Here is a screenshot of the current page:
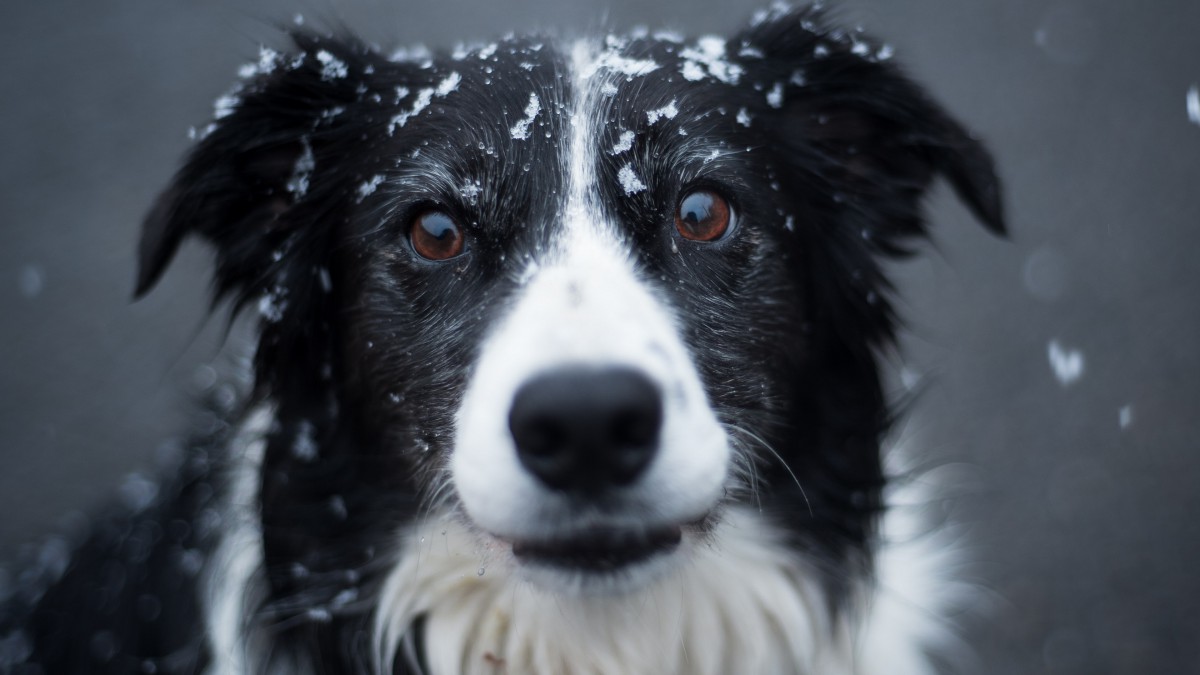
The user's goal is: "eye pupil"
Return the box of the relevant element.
[410,211,465,260]
[675,190,732,242]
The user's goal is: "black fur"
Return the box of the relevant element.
[1,5,1002,673]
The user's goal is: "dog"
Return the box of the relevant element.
[0,4,1003,674]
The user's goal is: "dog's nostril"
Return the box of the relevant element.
[509,366,663,493]
[517,416,567,457]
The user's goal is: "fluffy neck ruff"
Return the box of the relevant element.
[203,413,961,674]
[374,508,884,675]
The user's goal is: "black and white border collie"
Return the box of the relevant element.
[0,4,1004,674]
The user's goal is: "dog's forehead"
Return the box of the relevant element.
[385,37,566,142]
[363,30,774,241]
[397,31,758,146]
[566,33,764,159]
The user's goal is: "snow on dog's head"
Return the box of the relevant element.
[136,5,1003,673]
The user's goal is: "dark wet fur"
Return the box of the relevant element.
[1,5,1002,673]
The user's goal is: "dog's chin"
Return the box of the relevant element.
[500,524,689,595]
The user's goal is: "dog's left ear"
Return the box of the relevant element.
[741,8,1005,248]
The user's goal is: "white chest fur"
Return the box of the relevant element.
[373,502,959,675]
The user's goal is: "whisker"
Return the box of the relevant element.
[724,423,812,517]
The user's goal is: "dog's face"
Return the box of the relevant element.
[138,4,1000,614]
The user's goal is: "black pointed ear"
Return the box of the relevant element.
[134,32,383,302]
[741,7,1005,250]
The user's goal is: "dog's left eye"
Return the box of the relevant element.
[675,190,734,242]
[410,210,466,261]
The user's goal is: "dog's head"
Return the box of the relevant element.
[138,4,1001,612]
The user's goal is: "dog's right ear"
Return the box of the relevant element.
[134,33,382,304]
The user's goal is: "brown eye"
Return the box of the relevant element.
[675,190,733,242]
[410,210,465,260]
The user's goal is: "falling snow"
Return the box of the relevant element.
[388,44,433,64]
[646,100,679,125]
[331,588,359,608]
[329,495,348,520]
[389,89,434,134]
[750,3,792,27]
[736,108,752,127]
[306,608,333,622]
[766,82,784,108]
[118,473,159,512]
[435,72,462,96]
[187,124,215,141]
[1188,84,1200,126]
[460,180,482,205]
[293,421,318,461]
[258,285,289,323]
[238,46,280,79]
[18,264,43,298]
[1118,405,1134,430]
[1048,340,1085,386]
[617,164,647,195]
[357,175,385,202]
[389,73,460,135]
[286,139,315,196]
[212,93,239,120]
[585,51,660,78]
[316,50,349,80]
[679,36,743,84]
[610,130,636,154]
[510,92,541,140]
[680,61,706,81]
[738,45,765,59]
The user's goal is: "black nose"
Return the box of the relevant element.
[508,366,663,494]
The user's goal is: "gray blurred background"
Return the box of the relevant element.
[1,0,1197,672]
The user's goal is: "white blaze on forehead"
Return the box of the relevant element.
[564,40,603,238]
[449,39,729,542]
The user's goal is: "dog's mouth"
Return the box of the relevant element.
[510,525,683,572]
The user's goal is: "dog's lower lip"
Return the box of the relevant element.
[510,526,683,571]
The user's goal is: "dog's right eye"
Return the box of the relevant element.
[675,190,734,243]
[410,210,466,261]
